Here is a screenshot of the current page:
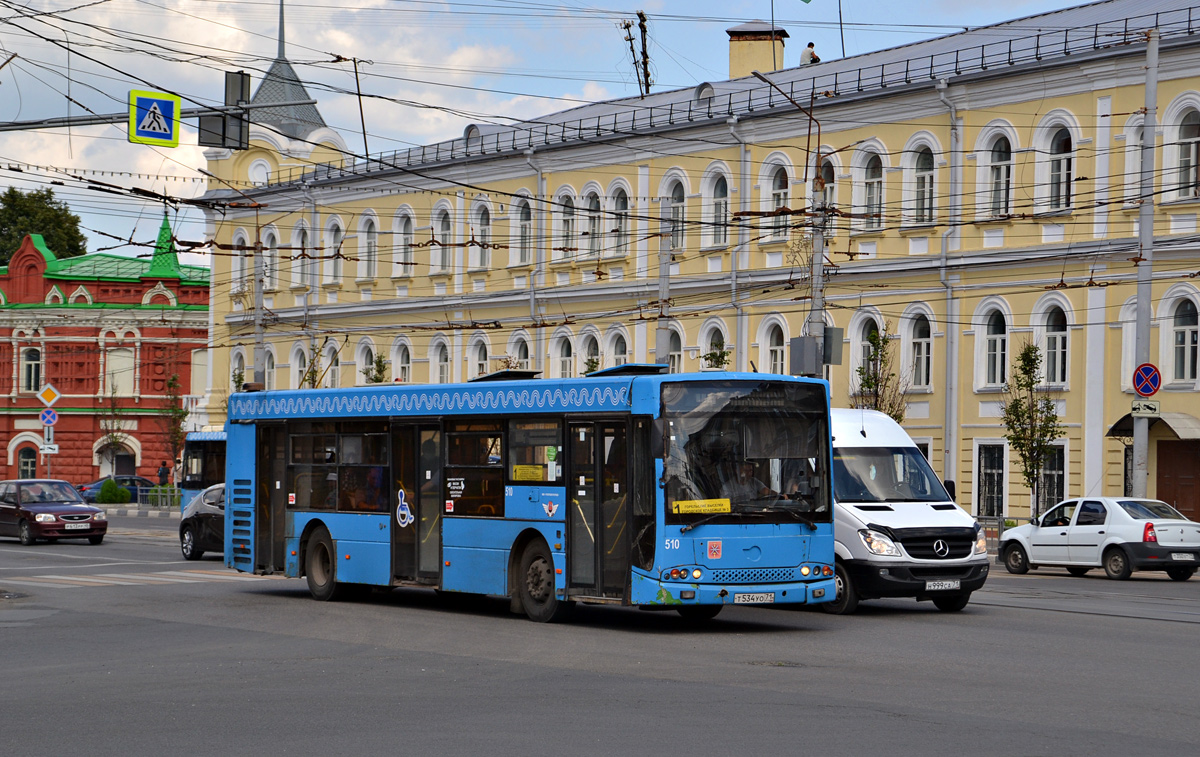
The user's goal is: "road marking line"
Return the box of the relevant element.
[96,573,203,583]
[35,575,141,586]
[0,579,79,589]
[163,570,271,581]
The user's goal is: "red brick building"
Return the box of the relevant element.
[0,215,209,483]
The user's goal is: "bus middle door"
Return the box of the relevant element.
[390,423,442,584]
[567,421,629,599]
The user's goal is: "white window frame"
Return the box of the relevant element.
[20,347,42,393]
[472,204,491,270]
[435,209,453,273]
[392,341,412,383]
[394,214,414,278]
[584,193,602,258]
[360,217,378,281]
[610,189,630,258]
[516,200,533,265]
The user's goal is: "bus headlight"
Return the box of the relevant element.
[858,529,900,557]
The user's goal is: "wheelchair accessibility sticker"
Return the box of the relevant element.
[396,490,414,527]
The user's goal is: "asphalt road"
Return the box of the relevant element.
[2,529,1197,756]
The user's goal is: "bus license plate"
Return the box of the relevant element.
[1171,553,1194,561]
[64,523,90,530]
[733,593,775,604]
[925,580,960,591]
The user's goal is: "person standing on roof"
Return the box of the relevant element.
[802,42,821,64]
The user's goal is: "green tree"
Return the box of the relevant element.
[701,336,731,370]
[0,187,87,264]
[361,353,389,384]
[1001,342,1065,519]
[850,321,908,423]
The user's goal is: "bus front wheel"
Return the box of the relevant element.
[518,541,572,623]
[305,527,343,601]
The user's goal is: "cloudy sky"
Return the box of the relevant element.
[0,0,1092,262]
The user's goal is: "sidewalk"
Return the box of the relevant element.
[98,506,180,519]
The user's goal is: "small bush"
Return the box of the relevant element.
[96,478,131,504]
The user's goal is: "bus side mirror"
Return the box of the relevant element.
[943,479,956,500]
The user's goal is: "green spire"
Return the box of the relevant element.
[146,212,182,279]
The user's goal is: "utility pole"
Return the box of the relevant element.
[809,200,827,372]
[621,20,644,98]
[655,209,671,367]
[638,11,653,97]
[1132,29,1159,498]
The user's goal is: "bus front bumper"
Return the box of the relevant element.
[631,573,837,607]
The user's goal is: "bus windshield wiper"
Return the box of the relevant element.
[772,504,817,531]
[680,506,759,533]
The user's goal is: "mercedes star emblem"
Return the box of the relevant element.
[933,539,950,557]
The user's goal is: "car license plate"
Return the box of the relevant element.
[63,523,89,530]
[925,580,960,591]
[733,593,775,604]
[1171,553,1194,561]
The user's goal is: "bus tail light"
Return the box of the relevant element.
[1144,523,1158,543]
[822,565,833,576]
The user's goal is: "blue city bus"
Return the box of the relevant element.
[223,366,836,622]
[180,430,226,509]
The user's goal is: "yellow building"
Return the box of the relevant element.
[200,0,1200,521]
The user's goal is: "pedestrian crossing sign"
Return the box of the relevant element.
[128,89,182,147]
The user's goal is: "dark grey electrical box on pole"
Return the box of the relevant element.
[823,327,844,365]
[199,71,251,150]
[790,328,844,377]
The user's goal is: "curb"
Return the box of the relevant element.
[99,507,181,519]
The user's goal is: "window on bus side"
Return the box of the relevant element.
[444,421,505,517]
[508,421,562,484]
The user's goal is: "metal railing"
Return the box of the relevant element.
[138,486,182,509]
[248,5,1200,190]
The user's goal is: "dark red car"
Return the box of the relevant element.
[0,479,108,546]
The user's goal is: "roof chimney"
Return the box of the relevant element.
[726,21,788,79]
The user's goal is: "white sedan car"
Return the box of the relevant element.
[1000,497,1200,580]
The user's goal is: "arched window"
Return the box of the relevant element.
[475,206,491,269]
[611,334,628,366]
[864,155,884,229]
[912,315,932,388]
[668,181,686,250]
[820,158,836,208]
[702,330,726,370]
[1173,299,1199,381]
[612,189,629,256]
[295,227,310,287]
[294,350,308,388]
[323,348,340,389]
[668,331,683,373]
[436,211,452,271]
[771,166,789,238]
[395,344,411,383]
[396,216,414,277]
[1049,128,1073,209]
[231,352,245,392]
[515,339,531,370]
[516,201,532,265]
[768,325,785,374]
[327,221,343,283]
[990,136,1013,216]
[436,344,450,384]
[585,193,602,257]
[232,233,248,292]
[1180,111,1200,198]
[914,147,934,223]
[558,338,574,378]
[360,345,375,384]
[21,348,41,392]
[265,351,276,391]
[560,197,575,258]
[1045,307,1068,385]
[712,176,729,246]
[362,219,378,280]
[18,447,37,479]
[986,311,1008,386]
[860,318,880,373]
[582,335,599,373]
[263,231,278,290]
[473,343,489,377]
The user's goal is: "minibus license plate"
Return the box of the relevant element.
[925,580,960,591]
[733,593,775,604]
[1171,553,1194,561]
[64,523,90,530]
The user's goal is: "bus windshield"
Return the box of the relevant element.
[832,446,949,503]
[661,380,831,526]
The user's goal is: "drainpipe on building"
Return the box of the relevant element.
[525,150,545,373]
[728,116,749,370]
[937,79,960,501]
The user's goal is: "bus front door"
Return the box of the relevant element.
[567,421,629,599]
[391,424,442,584]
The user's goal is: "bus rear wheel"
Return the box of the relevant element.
[518,541,572,623]
[306,527,343,601]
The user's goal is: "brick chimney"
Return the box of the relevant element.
[727,21,788,79]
